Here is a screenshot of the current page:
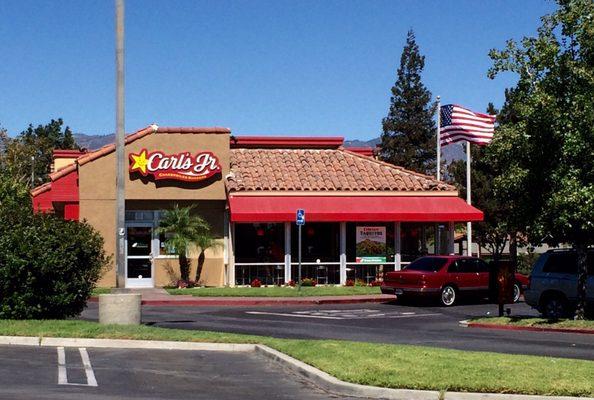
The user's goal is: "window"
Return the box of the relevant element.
[158,232,177,256]
[293,223,339,263]
[456,259,477,273]
[405,257,448,272]
[543,253,578,274]
[475,259,491,273]
[235,223,285,263]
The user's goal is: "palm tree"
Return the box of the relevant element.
[195,233,223,284]
[156,204,209,282]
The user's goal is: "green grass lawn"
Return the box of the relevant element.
[471,316,594,330]
[0,320,592,397]
[166,285,382,297]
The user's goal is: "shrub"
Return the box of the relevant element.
[300,278,317,287]
[287,280,296,287]
[0,214,109,319]
[0,172,109,319]
[250,278,261,287]
[369,280,382,287]
[345,279,355,287]
[176,280,196,289]
[355,279,368,287]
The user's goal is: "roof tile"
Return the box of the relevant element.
[228,148,455,193]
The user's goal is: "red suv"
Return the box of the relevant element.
[381,255,528,306]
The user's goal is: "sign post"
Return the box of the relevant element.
[296,209,305,292]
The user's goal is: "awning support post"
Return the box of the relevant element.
[284,222,291,284]
[339,222,347,285]
[395,222,401,271]
[223,211,229,286]
[448,221,455,255]
[228,222,236,287]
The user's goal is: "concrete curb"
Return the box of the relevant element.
[254,344,440,400]
[0,336,590,400]
[0,336,254,352]
[465,322,594,335]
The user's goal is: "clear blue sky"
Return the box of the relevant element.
[0,0,555,140]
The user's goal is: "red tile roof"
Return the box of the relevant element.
[227,148,454,192]
[231,136,344,149]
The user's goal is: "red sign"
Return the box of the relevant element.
[129,149,221,182]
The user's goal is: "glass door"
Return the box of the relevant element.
[125,224,154,288]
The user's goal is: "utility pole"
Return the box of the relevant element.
[30,155,35,188]
[115,0,126,288]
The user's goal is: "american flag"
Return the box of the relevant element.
[440,104,496,146]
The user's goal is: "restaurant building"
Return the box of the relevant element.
[31,125,483,288]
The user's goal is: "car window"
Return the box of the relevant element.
[543,253,578,274]
[448,261,459,273]
[475,259,490,272]
[458,259,477,273]
[589,253,594,276]
[405,257,448,272]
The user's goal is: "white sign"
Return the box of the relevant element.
[355,226,387,263]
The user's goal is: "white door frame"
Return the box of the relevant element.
[125,222,155,288]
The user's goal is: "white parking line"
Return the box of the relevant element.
[79,348,98,387]
[56,347,98,387]
[57,347,67,385]
[246,310,441,320]
[245,311,344,320]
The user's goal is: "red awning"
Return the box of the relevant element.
[229,196,483,223]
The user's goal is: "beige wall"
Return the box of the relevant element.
[79,132,230,201]
[79,132,230,288]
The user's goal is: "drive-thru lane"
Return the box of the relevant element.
[0,345,356,400]
[82,300,594,360]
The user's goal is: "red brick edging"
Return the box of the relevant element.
[88,295,392,307]
[467,322,594,335]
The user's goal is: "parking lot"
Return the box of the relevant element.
[82,300,594,360]
[0,345,355,400]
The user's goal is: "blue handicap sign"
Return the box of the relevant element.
[296,209,305,225]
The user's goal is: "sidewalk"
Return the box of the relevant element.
[90,288,394,307]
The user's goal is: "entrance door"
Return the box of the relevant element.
[126,224,154,288]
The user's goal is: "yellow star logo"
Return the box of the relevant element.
[130,149,149,175]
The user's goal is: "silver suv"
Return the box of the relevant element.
[524,249,594,318]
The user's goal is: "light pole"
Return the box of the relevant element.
[115,0,126,288]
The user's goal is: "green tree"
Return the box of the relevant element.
[0,170,108,319]
[489,0,594,319]
[380,29,437,175]
[156,204,209,282]
[2,119,80,185]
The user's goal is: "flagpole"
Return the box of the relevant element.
[436,96,441,181]
[466,140,472,257]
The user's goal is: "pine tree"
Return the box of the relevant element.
[380,30,436,175]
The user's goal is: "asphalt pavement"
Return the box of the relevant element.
[82,300,594,360]
[0,345,356,400]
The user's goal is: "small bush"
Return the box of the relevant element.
[250,278,261,287]
[287,280,296,287]
[300,278,317,287]
[177,280,196,289]
[0,214,109,319]
[0,173,109,319]
[345,279,355,287]
[355,279,368,287]
[369,280,382,287]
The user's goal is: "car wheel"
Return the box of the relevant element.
[542,295,567,319]
[513,283,521,303]
[440,285,457,307]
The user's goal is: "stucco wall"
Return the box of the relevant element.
[78,131,229,288]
